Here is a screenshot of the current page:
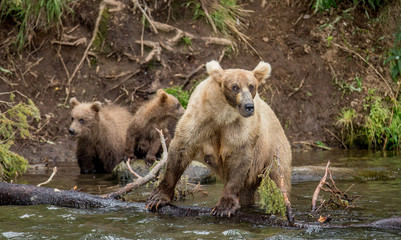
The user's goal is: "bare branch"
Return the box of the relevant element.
[37,167,58,187]
[311,161,330,212]
[105,129,168,199]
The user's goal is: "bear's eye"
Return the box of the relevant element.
[249,84,254,92]
[176,103,181,110]
[79,119,85,124]
[71,117,74,121]
[231,85,240,92]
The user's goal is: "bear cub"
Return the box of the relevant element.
[125,89,184,164]
[146,61,292,217]
[69,98,133,173]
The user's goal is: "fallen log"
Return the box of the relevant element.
[0,181,298,228]
[1,181,400,230]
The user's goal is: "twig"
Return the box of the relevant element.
[292,141,331,150]
[132,0,158,33]
[323,127,347,149]
[67,0,107,88]
[287,77,305,98]
[275,147,294,225]
[37,167,57,187]
[55,47,70,80]
[311,161,330,212]
[51,38,87,47]
[333,43,395,99]
[23,57,43,76]
[105,129,168,199]
[200,0,217,33]
[126,158,143,179]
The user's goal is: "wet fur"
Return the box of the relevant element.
[69,99,133,173]
[147,61,292,216]
[125,89,184,164]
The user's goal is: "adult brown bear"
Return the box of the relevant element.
[146,60,292,217]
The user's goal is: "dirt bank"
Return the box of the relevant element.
[0,0,398,166]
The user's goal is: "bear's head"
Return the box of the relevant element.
[154,89,185,119]
[69,97,102,137]
[206,60,271,118]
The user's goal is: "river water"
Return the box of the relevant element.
[1,150,401,239]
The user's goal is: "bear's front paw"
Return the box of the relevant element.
[211,193,240,217]
[145,155,156,165]
[145,188,171,211]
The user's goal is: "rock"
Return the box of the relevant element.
[292,166,355,183]
[183,161,216,184]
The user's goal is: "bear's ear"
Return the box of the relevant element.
[206,60,223,82]
[157,89,168,103]
[91,101,102,113]
[70,97,80,108]
[252,61,271,84]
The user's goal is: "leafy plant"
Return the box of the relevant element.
[165,86,190,109]
[0,0,71,50]
[181,36,192,46]
[362,89,390,149]
[0,91,41,181]
[257,168,286,217]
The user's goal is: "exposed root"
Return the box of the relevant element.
[66,0,123,104]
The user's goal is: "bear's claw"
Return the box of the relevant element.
[145,189,171,211]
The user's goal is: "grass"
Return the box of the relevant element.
[0,0,70,50]
[337,108,357,147]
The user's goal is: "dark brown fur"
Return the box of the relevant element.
[146,61,292,217]
[125,89,184,164]
[69,98,133,173]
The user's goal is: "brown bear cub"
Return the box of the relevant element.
[125,89,184,165]
[69,98,133,174]
[146,61,292,217]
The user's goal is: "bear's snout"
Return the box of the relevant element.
[244,103,254,114]
[69,128,76,136]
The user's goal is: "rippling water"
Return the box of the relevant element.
[1,150,401,239]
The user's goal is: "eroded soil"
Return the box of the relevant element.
[0,0,398,167]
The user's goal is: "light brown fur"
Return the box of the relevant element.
[125,89,184,164]
[69,98,133,173]
[146,61,292,217]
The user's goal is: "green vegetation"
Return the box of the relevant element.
[337,108,357,147]
[0,0,70,50]
[362,90,401,150]
[165,86,190,109]
[257,168,286,217]
[338,89,401,150]
[0,91,41,182]
[312,0,390,13]
[384,23,401,82]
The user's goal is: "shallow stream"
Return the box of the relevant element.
[1,150,401,239]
